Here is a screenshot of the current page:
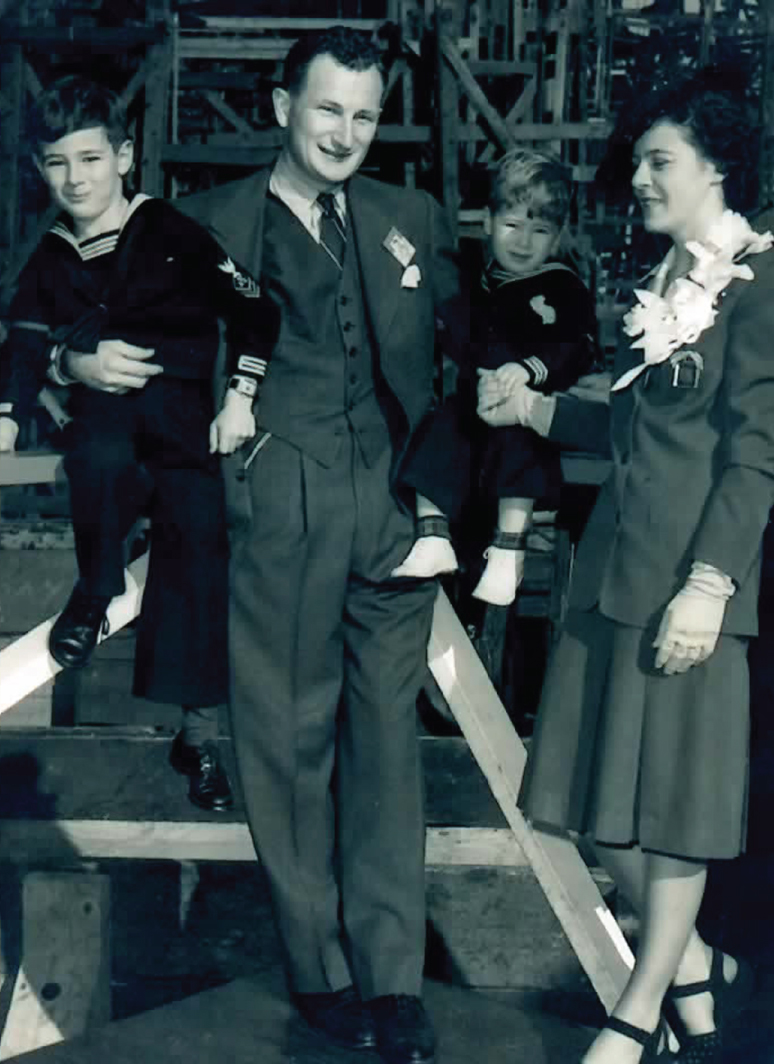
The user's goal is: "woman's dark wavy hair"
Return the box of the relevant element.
[283,26,385,95]
[598,67,760,213]
[28,75,129,155]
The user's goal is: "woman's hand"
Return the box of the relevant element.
[210,389,256,454]
[477,368,536,427]
[494,362,531,392]
[653,588,727,675]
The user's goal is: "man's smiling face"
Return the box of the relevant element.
[273,53,383,191]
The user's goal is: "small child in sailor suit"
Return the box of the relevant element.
[393,148,596,605]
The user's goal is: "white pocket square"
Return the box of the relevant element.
[401,264,421,288]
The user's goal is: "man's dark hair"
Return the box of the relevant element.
[599,66,759,213]
[283,26,385,95]
[28,75,129,154]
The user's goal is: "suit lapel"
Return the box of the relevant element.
[348,177,404,345]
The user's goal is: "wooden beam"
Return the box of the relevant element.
[200,89,259,137]
[0,451,63,486]
[198,17,384,31]
[0,872,110,1060]
[0,448,610,488]
[0,24,166,47]
[180,37,291,61]
[0,554,148,716]
[440,35,515,150]
[0,820,524,868]
[428,588,633,1012]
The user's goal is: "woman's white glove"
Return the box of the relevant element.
[653,562,735,675]
[477,369,536,426]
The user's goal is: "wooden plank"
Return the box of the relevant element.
[0,451,63,486]
[200,89,259,137]
[0,821,524,868]
[0,554,148,715]
[198,17,385,30]
[0,872,110,1059]
[0,25,166,47]
[427,588,633,1012]
[0,449,609,490]
[0,731,503,831]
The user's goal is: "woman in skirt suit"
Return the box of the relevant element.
[478,70,773,1064]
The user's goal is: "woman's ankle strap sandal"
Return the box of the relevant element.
[668,947,755,1029]
[603,1016,675,1061]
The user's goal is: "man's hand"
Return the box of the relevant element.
[0,417,19,453]
[210,390,256,454]
[66,339,162,394]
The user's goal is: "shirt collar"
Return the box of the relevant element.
[270,153,347,240]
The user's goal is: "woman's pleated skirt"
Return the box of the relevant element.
[519,608,750,860]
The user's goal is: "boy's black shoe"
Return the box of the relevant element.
[294,986,376,1051]
[49,587,111,670]
[368,995,435,1064]
[169,733,234,812]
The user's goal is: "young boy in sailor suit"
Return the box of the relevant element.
[393,149,597,605]
[0,76,279,811]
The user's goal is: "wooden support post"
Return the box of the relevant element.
[428,587,633,1012]
[436,5,461,242]
[761,0,774,210]
[139,1,171,198]
[0,36,24,293]
[0,871,110,1058]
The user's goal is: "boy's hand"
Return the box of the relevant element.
[67,340,162,394]
[210,390,256,454]
[493,362,530,393]
[0,417,20,453]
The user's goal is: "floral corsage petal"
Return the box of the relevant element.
[612,210,774,392]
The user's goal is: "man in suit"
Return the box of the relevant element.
[66,27,460,1064]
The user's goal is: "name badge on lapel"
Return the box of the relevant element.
[670,350,703,389]
[383,227,416,268]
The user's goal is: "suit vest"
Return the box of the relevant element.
[256,193,390,468]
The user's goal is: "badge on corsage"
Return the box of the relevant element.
[383,227,416,268]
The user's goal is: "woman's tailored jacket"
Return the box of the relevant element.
[549,209,774,636]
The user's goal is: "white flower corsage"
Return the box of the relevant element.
[401,263,421,289]
[613,210,773,392]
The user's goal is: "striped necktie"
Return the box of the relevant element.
[317,192,346,270]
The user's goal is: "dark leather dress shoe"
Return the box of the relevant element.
[49,587,111,669]
[294,986,376,1051]
[368,995,435,1064]
[169,733,233,812]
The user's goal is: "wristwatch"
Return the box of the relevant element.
[227,375,258,399]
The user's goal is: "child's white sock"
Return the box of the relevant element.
[392,515,459,578]
[472,530,529,606]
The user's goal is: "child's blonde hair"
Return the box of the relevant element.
[489,148,573,228]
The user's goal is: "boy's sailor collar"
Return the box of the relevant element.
[270,155,346,241]
[483,259,579,290]
[49,193,152,260]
